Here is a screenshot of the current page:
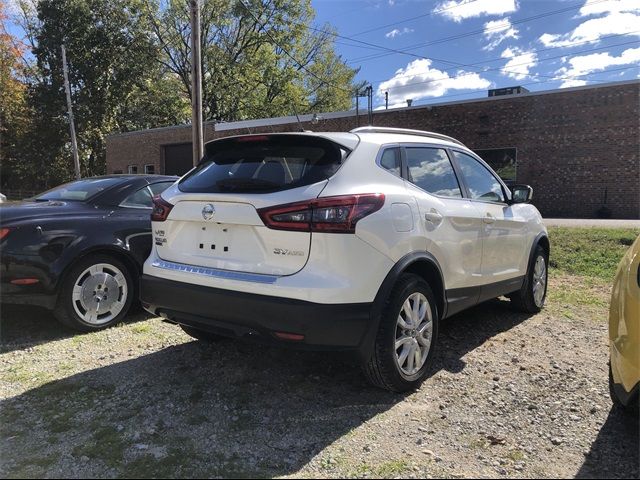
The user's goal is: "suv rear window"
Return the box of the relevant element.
[179,135,348,193]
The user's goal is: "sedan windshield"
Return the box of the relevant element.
[36,178,124,202]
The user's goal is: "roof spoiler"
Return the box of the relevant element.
[349,126,466,147]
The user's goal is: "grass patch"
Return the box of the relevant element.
[547,227,639,281]
[130,323,152,334]
[71,425,127,468]
[375,459,410,477]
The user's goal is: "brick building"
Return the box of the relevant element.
[106,80,640,219]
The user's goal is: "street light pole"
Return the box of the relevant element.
[190,0,204,167]
[61,44,81,179]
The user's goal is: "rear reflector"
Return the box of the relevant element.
[0,228,10,240]
[10,278,39,285]
[274,332,305,341]
[151,195,174,222]
[258,194,385,234]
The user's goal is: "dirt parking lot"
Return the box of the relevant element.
[1,269,638,479]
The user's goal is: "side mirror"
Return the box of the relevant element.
[510,184,533,204]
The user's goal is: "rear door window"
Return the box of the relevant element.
[406,147,462,198]
[179,135,348,194]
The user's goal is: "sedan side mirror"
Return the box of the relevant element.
[510,184,533,204]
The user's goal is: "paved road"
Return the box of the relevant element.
[544,218,640,228]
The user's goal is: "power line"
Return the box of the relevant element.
[380,65,638,107]
[297,0,614,82]
[366,31,640,85]
[316,0,611,65]
[237,0,353,95]
[373,39,640,92]
[349,0,481,37]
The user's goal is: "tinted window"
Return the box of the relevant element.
[453,151,505,203]
[149,181,175,196]
[179,135,347,193]
[406,147,462,198]
[37,178,123,202]
[379,148,401,176]
[121,186,152,208]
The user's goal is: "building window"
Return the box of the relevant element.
[144,164,155,174]
[473,148,517,184]
[127,165,138,174]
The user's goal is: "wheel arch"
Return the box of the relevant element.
[56,246,140,295]
[357,252,446,362]
[530,232,550,267]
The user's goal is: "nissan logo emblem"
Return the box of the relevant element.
[202,204,215,220]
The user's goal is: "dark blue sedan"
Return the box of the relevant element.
[0,175,177,331]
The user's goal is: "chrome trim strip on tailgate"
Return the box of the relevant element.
[151,259,279,284]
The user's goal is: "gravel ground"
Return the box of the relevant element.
[0,273,638,479]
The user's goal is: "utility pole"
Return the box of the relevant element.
[61,44,81,179]
[190,0,204,167]
[367,86,373,125]
[385,91,388,110]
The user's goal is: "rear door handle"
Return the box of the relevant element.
[483,213,495,224]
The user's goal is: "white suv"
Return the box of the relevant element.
[141,127,549,391]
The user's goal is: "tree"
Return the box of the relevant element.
[0,4,32,189]
[148,0,360,122]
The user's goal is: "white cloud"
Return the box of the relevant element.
[556,46,640,87]
[501,47,538,80]
[433,0,518,22]
[539,0,640,48]
[483,17,519,51]
[579,0,639,17]
[377,58,492,106]
[385,27,415,39]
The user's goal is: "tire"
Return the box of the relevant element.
[54,254,134,332]
[180,324,225,342]
[609,361,639,415]
[511,245,548,313]
[363,274,439,392]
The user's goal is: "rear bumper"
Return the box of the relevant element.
[140,274,373,350]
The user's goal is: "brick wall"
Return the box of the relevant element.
[106,81,640,219]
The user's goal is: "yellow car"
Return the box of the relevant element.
[609,234,640,412]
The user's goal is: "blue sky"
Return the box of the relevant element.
[312,0,640,109]
[4,0,639,111]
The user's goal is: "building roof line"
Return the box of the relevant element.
[106,79,639,139]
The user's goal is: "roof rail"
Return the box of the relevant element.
[349,126,466,147]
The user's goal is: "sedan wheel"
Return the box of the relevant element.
[54,254,134,331]
[72,263,128,325]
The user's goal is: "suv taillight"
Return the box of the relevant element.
[258,194,385,234]
[0,228,11,240]
[151,195,174,222]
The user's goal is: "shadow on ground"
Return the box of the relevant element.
[2,299,618,478]
[0,304,149,353]
[576,407,639,479]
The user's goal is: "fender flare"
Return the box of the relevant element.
[356,251,446,363]
[527,232,550,270]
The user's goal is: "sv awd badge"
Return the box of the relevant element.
[202,204,215,220]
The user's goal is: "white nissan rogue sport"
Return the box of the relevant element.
[141,127,549,392]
